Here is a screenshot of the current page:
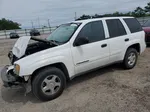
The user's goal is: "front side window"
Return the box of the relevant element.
[124,18,143,33]
[77,21,105,43]
[46,23,79,43]
[106,19,127,38]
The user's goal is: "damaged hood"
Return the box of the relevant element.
[12,36,31,58]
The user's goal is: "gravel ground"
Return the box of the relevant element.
[0,38,150,112]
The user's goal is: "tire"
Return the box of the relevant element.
[123,48,138,69]
[32,67,66,101]
[10,36,16,39]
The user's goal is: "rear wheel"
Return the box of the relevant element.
[123,48,138,69]
[32,67,66,101]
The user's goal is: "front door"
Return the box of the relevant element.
[71,21,110,74]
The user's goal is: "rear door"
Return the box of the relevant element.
[105,19,128,62]
[123,18,145,53]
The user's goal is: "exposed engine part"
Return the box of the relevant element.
[8,37,56,64]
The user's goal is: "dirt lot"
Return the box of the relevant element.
[0,38,150,112]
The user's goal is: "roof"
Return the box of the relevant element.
[73,16,134,23]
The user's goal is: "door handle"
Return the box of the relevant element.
[125,38,129,42]
[101,44,107,48]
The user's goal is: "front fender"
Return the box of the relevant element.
[18,56,74,78]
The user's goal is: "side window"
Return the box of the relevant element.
[124,18,142,33]
[106,19,127,38]
[77,21,105,43]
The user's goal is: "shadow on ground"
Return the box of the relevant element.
[67,63,124,88]
[1,87,41,104]
[1,63,124,104]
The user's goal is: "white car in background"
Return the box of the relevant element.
[1,17,146,101]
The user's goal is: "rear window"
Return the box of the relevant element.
[124,18,142,33]
[106,19,127,38]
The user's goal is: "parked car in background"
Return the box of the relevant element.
[142,20,150,44]
[30,29,40,36]
[1,17,146,101]
[9,32,19,39]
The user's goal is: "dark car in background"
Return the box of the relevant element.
[142,20,150,44]
[9,32,19,39]
[30,29,40,36]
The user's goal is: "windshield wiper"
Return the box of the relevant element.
[31,37,58,46]
[49,40,60,46]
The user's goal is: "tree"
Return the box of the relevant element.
[124,11,132,16]
[76,2,150,20]
[76,14,91,20]
[133,7,146,17]
[0,18,21,30]
[145,2,150,13]
[112,11,121,16]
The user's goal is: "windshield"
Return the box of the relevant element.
[143,20,150,27]
[46,23,79,43]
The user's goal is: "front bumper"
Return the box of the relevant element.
[1,65,23,87]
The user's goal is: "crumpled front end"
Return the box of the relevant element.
[1,65,24,87]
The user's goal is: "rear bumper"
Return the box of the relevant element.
[1,65,23,87]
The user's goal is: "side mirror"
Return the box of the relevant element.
[74,37,89,46]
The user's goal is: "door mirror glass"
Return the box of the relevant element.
[74,37,89,46]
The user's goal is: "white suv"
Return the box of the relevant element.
[1,17,146,101]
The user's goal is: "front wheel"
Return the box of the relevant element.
[32,67,66,101]
[123,48,138,69]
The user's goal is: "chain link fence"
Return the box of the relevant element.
[0,17,150,39]
[137,16,150,25]
[0,27,57,39]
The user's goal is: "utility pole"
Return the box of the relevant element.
[48,19,51,32]
[38,17,41,28]
[74,12,77,20]
[31,20,34,28]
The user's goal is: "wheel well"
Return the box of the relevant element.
[31,63,70,82]
[128,43,140,53]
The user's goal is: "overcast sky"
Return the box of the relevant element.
[0,0,149,28]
